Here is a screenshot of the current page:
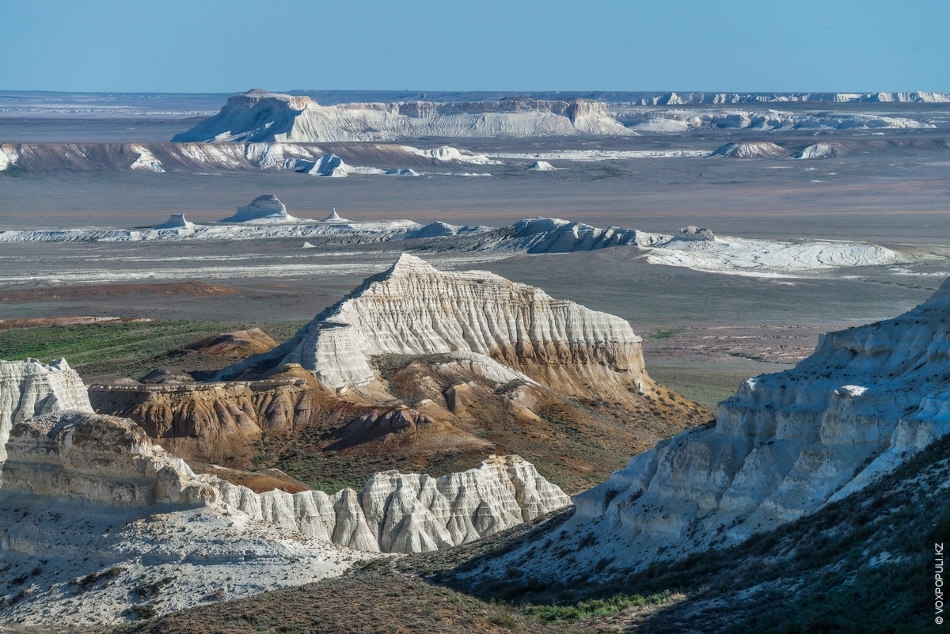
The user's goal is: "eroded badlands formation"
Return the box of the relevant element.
[172,90,631,142]
[0,398,568,623]
[91,255,704,491]
[0,358,92,468]
[474,276,950,581]
[221,253,655,400]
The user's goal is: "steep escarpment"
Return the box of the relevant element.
[88,371,319,467]
[0,358,91,468]
[470,277,950,582]
[172,90,632,142]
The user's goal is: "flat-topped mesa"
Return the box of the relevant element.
[220,193,299,223]
[2,411,569,554]
[0,358,92,469]
[172,90,632,143]
[223,254,651,399]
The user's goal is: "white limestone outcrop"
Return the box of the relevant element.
[793,142,838,159]
[711,141,787,158]
[483,276,950,580]
[2,410,569,554]
[222,453,570,553]
[0,358,92,469]
[171,90,632,142]
[221,254,652,398]
[221,193,300,223]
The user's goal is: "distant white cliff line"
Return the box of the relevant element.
[0,217,914,280]
[168,90,939,144]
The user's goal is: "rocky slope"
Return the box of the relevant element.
[0,358,91,469]
[0,410,373,626]
[0,410,571,626]
[466,276,950,582]
[220,253,654,400]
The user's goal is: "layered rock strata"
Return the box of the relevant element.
[220,254,655,404]
[479,277,950,580]
[172,90,631,143]
[2,411,569,554]
[0,358,92,468]
[88,372,317,467]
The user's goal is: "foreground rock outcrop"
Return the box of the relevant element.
[2,411,569,554]
[0,358,91,469]
[473,276,950,581]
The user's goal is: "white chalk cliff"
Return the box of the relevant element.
[1,410,569,554]
[483,276,950,580]
[172,90,632,142]
[221,254,653,402]
[0,358,91,470]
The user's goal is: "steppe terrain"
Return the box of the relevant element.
[1,90,949,631]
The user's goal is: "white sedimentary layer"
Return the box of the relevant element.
[172,91,633,142]
[485,276,950,580]
[2,410,568,554]
[0,410,568,624]
[644,235,908,277]
[0,413,370,626]
[0,358,91,469]
[793,143,838,159]
[228,253,647,391]
[711,142,787,158]
[612,105,934,132]
[169,91,937,144]
[220,193,300,223]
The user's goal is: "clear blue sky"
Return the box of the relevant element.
[2,0,948,93]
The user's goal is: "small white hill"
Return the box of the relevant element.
[300,154,349,177]
[154,213,194,230]
[527,160,556,171]
[320,208,350,223]
[711,142,786,158]
[792,143,838,159]
[220,193,300,223]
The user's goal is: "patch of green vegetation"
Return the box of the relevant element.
[648,328,680,340]
[0,320,303,381]
[523,591,673,623]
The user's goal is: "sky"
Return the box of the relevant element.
[2,0,948,94]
